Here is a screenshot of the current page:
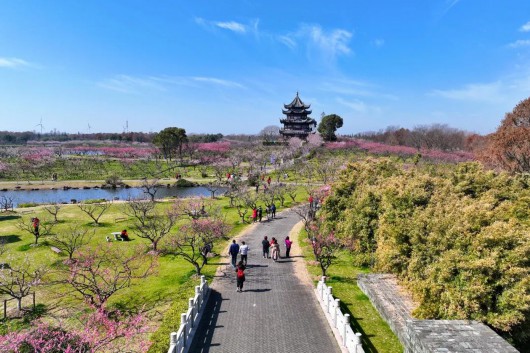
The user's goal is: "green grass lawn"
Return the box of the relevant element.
[297,231,403,353]
[0,185,309,352]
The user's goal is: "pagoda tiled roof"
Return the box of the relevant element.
[283,92,311,110]
[280,117,317,125]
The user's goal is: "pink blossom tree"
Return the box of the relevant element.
[163,218,231,275]
[0,309,152,352]
[64,244,157,310]
[308,221,340,276]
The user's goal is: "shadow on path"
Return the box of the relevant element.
[189,289,224,353]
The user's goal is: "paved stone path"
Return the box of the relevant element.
[358,274,519,353]
[189,209,342,353]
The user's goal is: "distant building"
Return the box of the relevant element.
[279,92,317,140]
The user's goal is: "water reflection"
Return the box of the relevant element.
[1,186,226,207]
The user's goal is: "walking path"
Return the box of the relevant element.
[189,209,342,353]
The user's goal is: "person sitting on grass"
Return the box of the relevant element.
[120,229,130,241]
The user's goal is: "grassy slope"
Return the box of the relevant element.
[0,188,307,351]
[297,230,403,353]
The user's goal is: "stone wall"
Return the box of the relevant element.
[357,274,519,353]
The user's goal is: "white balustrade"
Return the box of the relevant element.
[315,276,365,353]
[167,276,210,353]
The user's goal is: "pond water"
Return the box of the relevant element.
[0,186,227,208]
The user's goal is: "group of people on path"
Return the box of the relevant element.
[251,203,276,223]
[261,236,292,261]
[228,235,293,292]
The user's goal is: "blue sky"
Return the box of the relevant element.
[1,0,530,135]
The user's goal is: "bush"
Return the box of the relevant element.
[104,174,122,188]
[174,178,196,187]
[82,198,107,204]
[17,202,42,208]
[321,158,530,349]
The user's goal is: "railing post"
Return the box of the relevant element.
[320,276,326,300]
[353,332,362,350]
[195,285,201,307]
[343,314,350,347]
[169,331,177,353]
[180,313,187,346]
[326,287,332,312]
[334,298,340,327]
[189,298,195,327]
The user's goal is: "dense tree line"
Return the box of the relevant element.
[354,124,471,152]
[479,96,530,173]
[320,158,530,349]
[0,131,156,144]
[0,130,224,146]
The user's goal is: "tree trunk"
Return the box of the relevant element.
[194,262,202,276]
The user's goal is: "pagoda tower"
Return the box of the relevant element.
[279,92,317,139]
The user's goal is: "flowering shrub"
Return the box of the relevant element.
[68,147,155,158]
[325,139,474,163]
[0,309,151,353]
[195,142,231,153]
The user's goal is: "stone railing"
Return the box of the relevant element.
[167,276,210,353]
[316,276,365,353]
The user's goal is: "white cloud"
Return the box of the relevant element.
[321,79,398,100]
[191,77,245,88]
[278,35,296,49]
[337,97,367,113]
[305,25,353,57]
[429,69,530,106]
[99,75,245,93]
[373,39,385,47]
[436,0,462,21]
[446,0,460,10]
[279,24,353,63]
[520,21,530,32]
[0,57,32,68]
[98,75,166,93]
[214,21,246,33]
[195,17,258,35]
[431,82,503,102]
[508,39,530,48]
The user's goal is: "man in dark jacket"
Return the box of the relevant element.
[229,240,240,268]
[262,236,271,258]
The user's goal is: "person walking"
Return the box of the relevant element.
[235,260,246,292]
[252,207,257,223]
[270,237,280,261]
[239,241,249,266]
[228,240,240,268]
[271,203,276,219]
[284,236,293,258]
[258,206,263,222]
[32,217,40,236]
[262,236,271,258]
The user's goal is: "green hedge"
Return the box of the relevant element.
[321,159,530,351]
